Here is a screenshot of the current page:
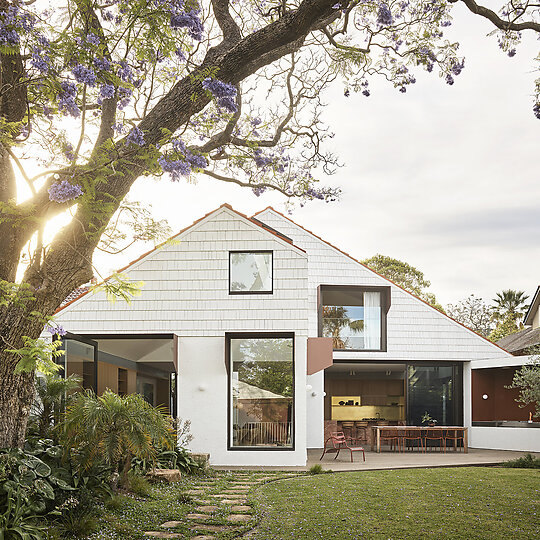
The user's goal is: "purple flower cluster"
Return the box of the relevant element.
[449,58,465,76]
[202,78,238,113]
[533,102,540,120]
[252,185,267,197]
[117,87,132,110]
[94,56,111,72]
[0,5,23,47]
[170,6,204,41]
[158,138,208,181]
[99,83,115,101]
[377,4,394,26]
[117,60,134,83]
[48,180,83,203]
[86,32,100,46]
[58,82,80,117]
[416,46,437,73]
[126,126,145,146]
[64,143,75,161]
[72,64,97,86]
[31,49,50,74]
[44,324,67,337]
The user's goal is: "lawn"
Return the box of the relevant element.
[251,467,540,539]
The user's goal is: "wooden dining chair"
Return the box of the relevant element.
[423,428,444,452]
[403,428,424,452]
[444,428,465,452]
[379,428,401,452]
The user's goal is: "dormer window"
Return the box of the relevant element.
[229,251,273,294]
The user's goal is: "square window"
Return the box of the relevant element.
[229,251,273,294]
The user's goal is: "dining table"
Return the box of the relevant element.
[370,425,468,453]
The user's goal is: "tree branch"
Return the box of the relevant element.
[452,0,540,32]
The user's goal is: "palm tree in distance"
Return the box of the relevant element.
[492,290,530,322]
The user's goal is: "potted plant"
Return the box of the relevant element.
[421,411,438,427]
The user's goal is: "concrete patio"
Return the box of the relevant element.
[309,447,540,472]
[214,448,539,471]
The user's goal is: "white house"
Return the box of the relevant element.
[53,204,537,466]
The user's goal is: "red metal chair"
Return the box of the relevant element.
[320,432,365,463]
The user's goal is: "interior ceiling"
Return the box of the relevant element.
[326,363,406,373]
[96,339,172,362]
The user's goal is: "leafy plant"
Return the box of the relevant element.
[124,472,152,497]
[28,373,82,441]
[506,355,540,418]
[421,412,438,425]
[308,464,326,475]
[62,390,174,488]
[501,453,540,469]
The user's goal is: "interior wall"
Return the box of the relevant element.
[472,367,535,421]
[323,377,404,419]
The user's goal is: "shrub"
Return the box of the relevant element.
[501,453,540,469]
[124,471,152,497]
[308,464,325,475]
[61,390,174,487]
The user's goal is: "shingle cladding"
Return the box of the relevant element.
[255,208,511,362]
[55,207,309,336]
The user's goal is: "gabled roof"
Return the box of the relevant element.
[253,206,511,355]
[524,285,540,326]
[56,204,305,313]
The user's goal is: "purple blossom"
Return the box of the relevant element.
[64,143,75,161]
[72,64,97,86]
[44,324,67,337]
[58,82,80,117]
[508,49,516,57]
[100,83,115,100]
[445,74,454,85]
[533,102,540,120]
[175,48,187,61]
[158,155,191,180]
[126,126,145,146]
[31,50,49,74]
[112,122,124,134]
[377,4,394,26]
[117,86,132,109]
[362,89,370,97]
[48,180,83,203]
[117,60,133,83]
[251,118,262,126]
[86,32,100,46]
[170,9,204,41]
[202,78,238,112]
[252,186,267,197]
[94,56,111,72]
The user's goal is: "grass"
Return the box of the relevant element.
[502,453,540,469]
[251,467,540,539]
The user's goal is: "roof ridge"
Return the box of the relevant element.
[253,207,511,355]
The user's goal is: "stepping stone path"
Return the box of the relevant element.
[144,471,296,539]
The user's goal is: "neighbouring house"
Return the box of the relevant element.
[51,204,538,465]
[466,286,540,451]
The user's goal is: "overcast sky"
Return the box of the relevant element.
[97,5,539,308]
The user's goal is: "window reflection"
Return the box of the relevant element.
[230,337,293,448]
[322,289,382,350]
[230,252,272,293]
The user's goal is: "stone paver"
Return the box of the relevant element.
[191,524,239,533]
[195,505,219,513]
[161,521,183,528]
[226,514,251,523]
[185,489,204,495]
[222,489,249,494]
[186,513,212,520]
[219,498,247,504]
[230,505,252,512]
[191,537,216,540]
[144,533,184,539]
[212,493,245,499]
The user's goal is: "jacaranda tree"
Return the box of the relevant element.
[0,0,538,448]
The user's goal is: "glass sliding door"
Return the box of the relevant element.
[60,333,98,392]
[407,364,463,426]
[228,334,294,449]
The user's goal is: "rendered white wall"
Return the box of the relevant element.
[306,371,324,448]
[463,362,472,430]
[178,335,307,467]
[470,427,540,452]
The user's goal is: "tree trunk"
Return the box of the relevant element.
[0,365,35,448]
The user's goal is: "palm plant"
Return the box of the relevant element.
[492,290,530,321]
[31,373,82,441]
[61,390,174,488]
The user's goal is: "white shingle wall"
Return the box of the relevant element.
[55,208,309,337]
[256,209,511,363]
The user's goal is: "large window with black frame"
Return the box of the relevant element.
[228,334,294,449]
